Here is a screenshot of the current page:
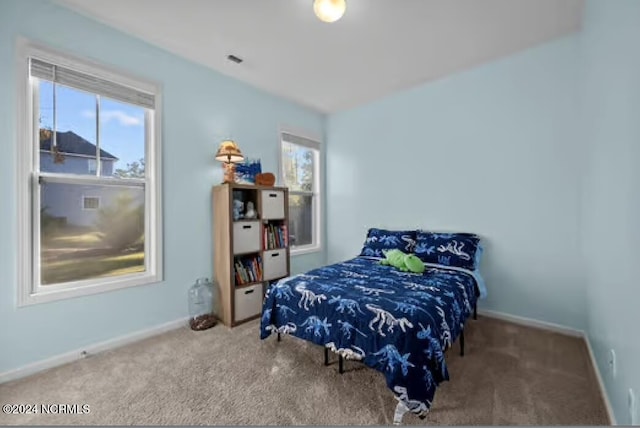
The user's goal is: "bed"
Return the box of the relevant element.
[259,242,483,424]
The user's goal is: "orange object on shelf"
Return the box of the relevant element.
[255,172,275,186]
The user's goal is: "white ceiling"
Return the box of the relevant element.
[56,0,584,113]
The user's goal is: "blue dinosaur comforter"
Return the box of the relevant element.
[259,256,479,416]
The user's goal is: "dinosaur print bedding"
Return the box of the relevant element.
[259,256,479,418]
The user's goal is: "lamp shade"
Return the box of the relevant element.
[215,140,244,163]
[313,0,346,23]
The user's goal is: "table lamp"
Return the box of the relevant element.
[215,140,244,183]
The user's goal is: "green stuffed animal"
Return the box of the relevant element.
[379,249,425,274]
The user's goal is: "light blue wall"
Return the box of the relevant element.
[580,0,640,424]
[326,36,586,330]
[0,0,326,374]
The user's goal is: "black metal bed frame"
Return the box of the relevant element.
[276,300,478,374]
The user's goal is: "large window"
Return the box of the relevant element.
[280,132,321,254]
[17,40,162,305]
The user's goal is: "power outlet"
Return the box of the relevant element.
[630,388,638,425]
[608,349,617,378]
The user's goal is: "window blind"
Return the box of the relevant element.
[30,58,155,109]
[282,132,320,150]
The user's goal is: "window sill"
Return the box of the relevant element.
[290,245,322,257]
[18,272,162,307]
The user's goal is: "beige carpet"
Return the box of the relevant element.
[0,316,608,425]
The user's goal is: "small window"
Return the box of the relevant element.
[17,40,163,305]
[88,159,97,174]
[83,196,100,210]
[280,132,321,254]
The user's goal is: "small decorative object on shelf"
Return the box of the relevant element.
[188,277,217,330]
[255,172,276,186]
[235,158,262,184]
[233,199,244,221]
[244,201,257,219]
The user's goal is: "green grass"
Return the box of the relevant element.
[41,226,145,285]
[42,251,145,285]
[49,231,103,248]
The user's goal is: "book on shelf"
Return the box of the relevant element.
[263,223,288,250]
[234,255,262,286]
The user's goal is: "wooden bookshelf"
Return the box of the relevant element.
[213,183,290,327]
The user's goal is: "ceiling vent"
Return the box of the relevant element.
[227,54,243,64]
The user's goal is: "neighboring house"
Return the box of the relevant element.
[40,130,118,176]
[40,130,142,228]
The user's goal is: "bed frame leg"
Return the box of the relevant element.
[277,333,281,342]
[339,355,344,374]
[460,329,465,357]
[474,302,477,320]
[324,347,329,366]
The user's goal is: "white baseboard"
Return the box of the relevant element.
[0,317,189,385]
[583,332,617,425]
[478,308,583,337]
[478,308,616,425]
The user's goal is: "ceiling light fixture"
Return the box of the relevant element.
[313,0,346,23]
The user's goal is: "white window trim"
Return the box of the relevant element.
[278,127,322,256]
[16,37,163,306]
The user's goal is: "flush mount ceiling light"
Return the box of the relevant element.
[313,0,346,23]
